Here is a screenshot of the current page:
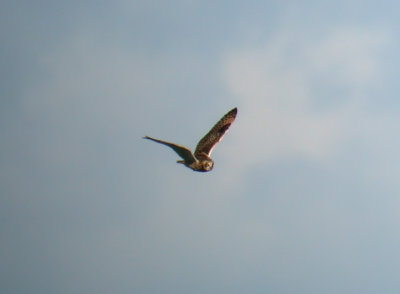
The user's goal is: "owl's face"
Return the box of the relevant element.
[202,160,214,171]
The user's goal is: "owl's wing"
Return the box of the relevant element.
[143,136,196,164]
[194,107,237,158]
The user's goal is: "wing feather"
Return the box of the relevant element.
[194,107,237,158]
[143,136,196,164]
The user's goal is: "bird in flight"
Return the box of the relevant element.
[143,107,237,172]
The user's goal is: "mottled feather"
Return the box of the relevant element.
[194,107,237,158]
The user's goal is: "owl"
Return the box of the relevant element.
[144,107,237,172]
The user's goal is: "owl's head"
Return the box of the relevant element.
[202,159,214,171]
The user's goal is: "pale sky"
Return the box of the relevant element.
[2,1,400,293]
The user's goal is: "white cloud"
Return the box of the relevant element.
[222,27,391,168]
[309,27,390,89]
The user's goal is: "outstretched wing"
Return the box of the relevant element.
[194,107,237,158]
[143,136,196,164]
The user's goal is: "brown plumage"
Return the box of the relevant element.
[143,107,237,172]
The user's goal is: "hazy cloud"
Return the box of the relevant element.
[222,27,391,166]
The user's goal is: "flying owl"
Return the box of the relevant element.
[143,107,237,172]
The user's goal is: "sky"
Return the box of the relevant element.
[2,1,400,293]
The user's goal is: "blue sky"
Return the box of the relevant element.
[2,1,400,293]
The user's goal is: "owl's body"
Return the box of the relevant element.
[144,107,237,172]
